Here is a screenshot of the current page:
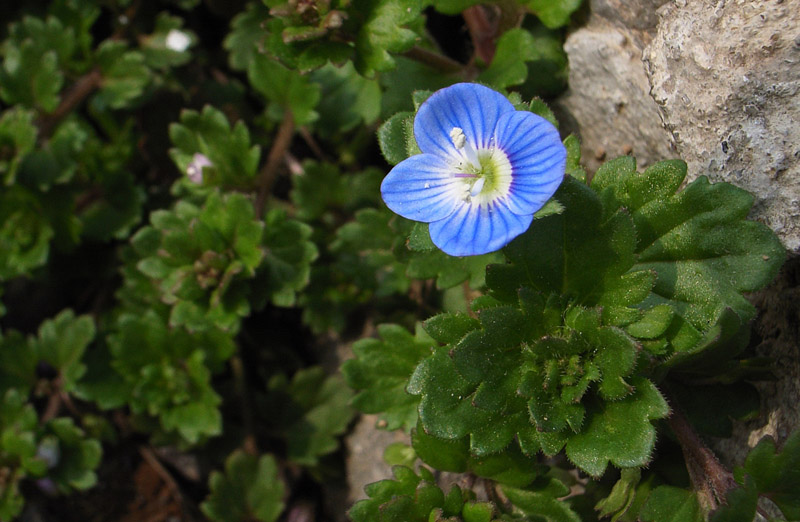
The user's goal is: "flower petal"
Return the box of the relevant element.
[381,153,462,223]
[429,200,533,256]
[414,83,515,158]
[493,111,566,216]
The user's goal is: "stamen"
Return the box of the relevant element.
[449,127,480,168]
[453,173,477,178]
[470,177,486,197]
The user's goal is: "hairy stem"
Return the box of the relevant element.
[256,109,295,218]
[667,394,738,511]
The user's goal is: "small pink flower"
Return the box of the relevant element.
[187,153,212,184]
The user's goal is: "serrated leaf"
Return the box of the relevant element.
[564,378,669,477]
[169,105,261,189]
[252,209,317,307]
[639,486,704,522]
[422,313,480,345]
[489,176,649,325]
[0,186,54,280]
[0,107,37,184]
[343,324,434,431]
[34,310,95,393]
[525,0,583,29]
[353,0,423,77]
[201,451,285,522]
[93,40,151,109]
[224,2,271,71]
[45,417,102,492]
[478,26,568,96]
[592,159,785,354]
[595,468,641,521]
[733,431,800,519]
[248,54,320,125]
[311,61,381,136]
[503,484,581,522]
[266,367,354,466]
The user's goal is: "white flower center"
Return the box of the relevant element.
[449,127,512,205]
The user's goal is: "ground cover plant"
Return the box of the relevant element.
[0,0,797,521]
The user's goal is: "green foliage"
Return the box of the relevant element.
[103,311,234,444]
[343,324,434,431]
[728,431,800,519]
[169,105,261,190]
[201,450,285,522]
[0,1,790,521]
[0,390,101,520]
[0,309,95,396]
[126,192,315,332]
[348,466,491,522]
[265,367,355,466]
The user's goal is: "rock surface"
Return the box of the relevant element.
[555,0,676,173]
[645,0,800,251]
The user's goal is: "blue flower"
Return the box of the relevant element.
[381,83,566,256]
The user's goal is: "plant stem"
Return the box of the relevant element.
[256,109,295,218]
[667,394,738,511]
[37,69,103,142]
[231,354,258,456]
[401,46,466,75]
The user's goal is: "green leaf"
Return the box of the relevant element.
[93,40,151,109]
[0,107,37,184]
[0,329,37,395]
[639,486,704,522]
[489,176,651,327]
[733,431,800,519]
[348,466,455,522]
[252,209,317,307]
[564,378,669,477]
[311,61,381,136]
[524,0,583,29]
[595,468,641,521]
[0,15,75,111]
[503,484,581,522]
[0,389,40,520]
[33,310,95,393]
[44,417,102,492]
[224,2,271,71]
[201,451,285,522]
[429,0,482,15]
[353,0,423,77]
[266,367,355,466]
[108,311,232,444]
[377,111,415,166]
[592,159,785,353]
[169,105,261,189]
[478,26,568,95]
[248,54,320,125]
[343,324,434,431]
[0,186,54,280]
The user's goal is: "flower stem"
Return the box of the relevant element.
[256,109,295,218]
[666,390,738,511]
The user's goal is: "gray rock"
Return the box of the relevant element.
[645,0,800,251]
[556,4,677,173]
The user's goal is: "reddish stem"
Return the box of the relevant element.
[37,69,103,141]
[667,395,738,511]
[255,110,295,218]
